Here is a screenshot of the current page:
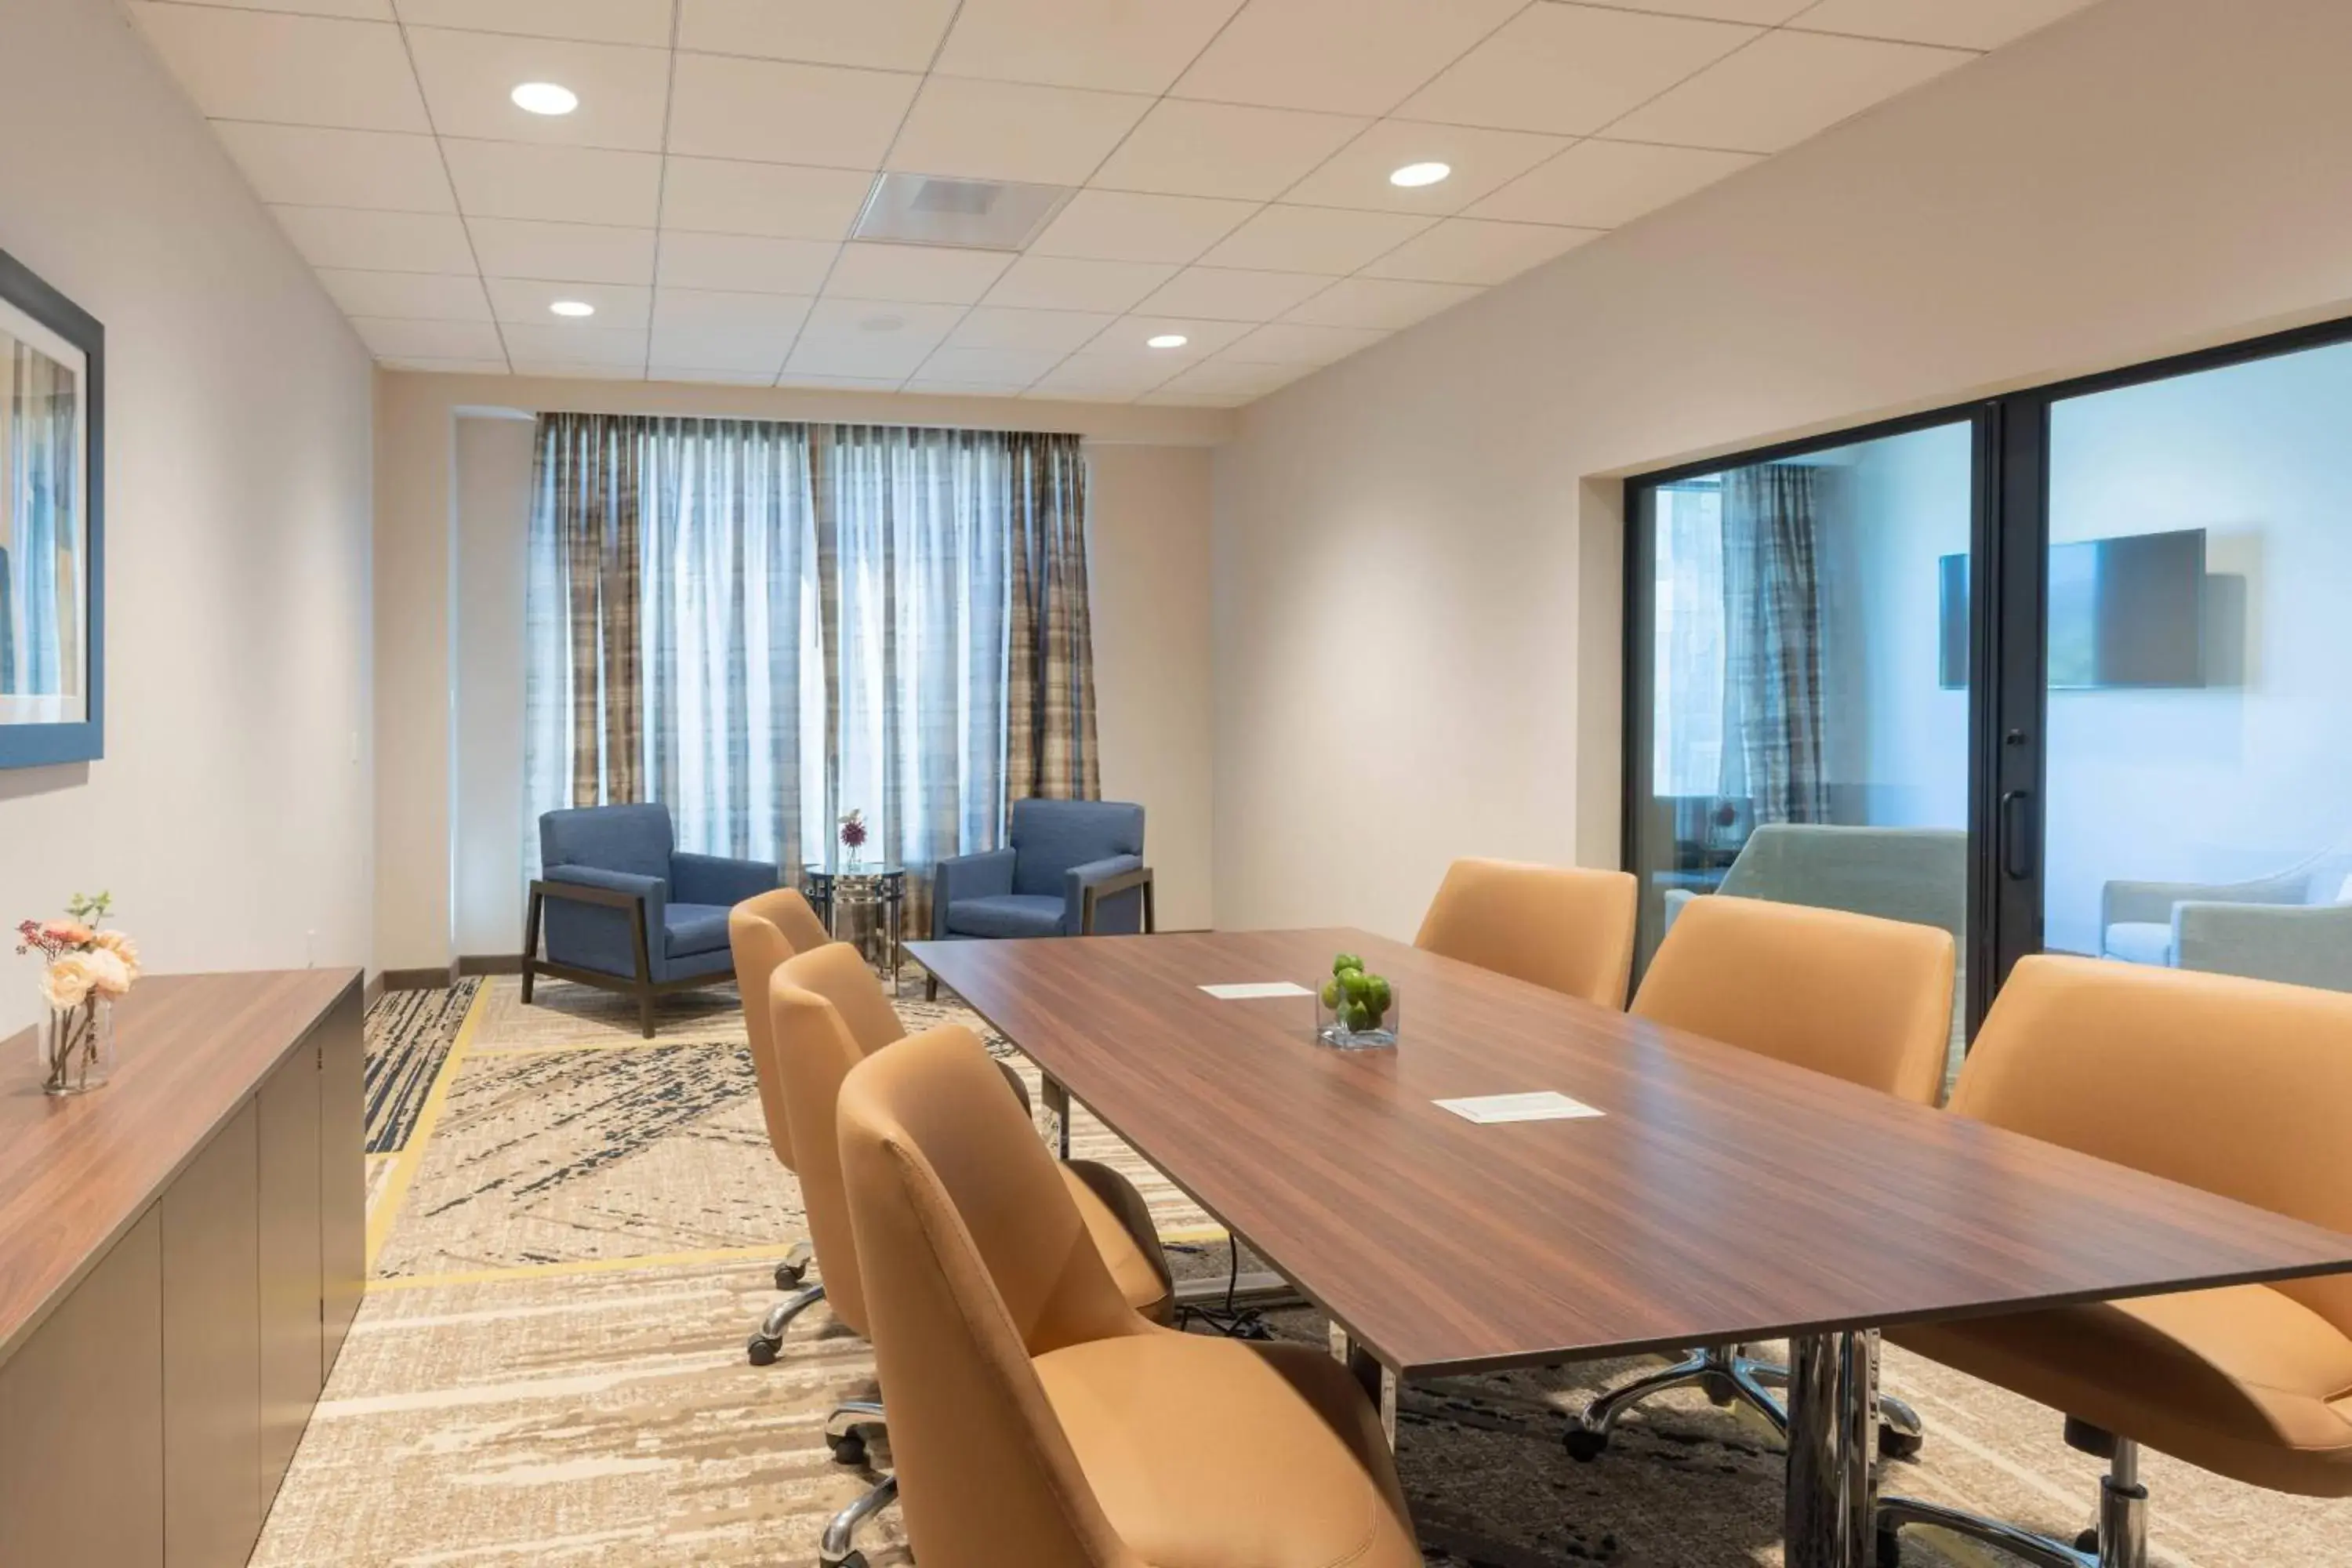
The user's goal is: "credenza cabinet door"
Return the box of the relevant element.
[162,1102,263,1568]
[0,1207,166,1568]
[259,1040,325,1512]
[318,989,367,1370]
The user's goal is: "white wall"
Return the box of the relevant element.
[380,375,1226,969]
[1212,0,2352,938]
[0,0,374,1033]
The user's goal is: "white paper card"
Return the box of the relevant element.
[1197,982,1314,1000]
[1434,1091,1605,1124]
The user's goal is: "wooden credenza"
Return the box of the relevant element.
[0,971,365,1567]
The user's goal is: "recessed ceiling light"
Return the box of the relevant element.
[511,82,579,116]
[1388,161,1451,188]
[549,300,595,318]
[1146,333,1189,349]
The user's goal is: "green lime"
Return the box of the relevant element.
[1332,952,1363,977]
[1340,968,1375,1004]
[1365,974,1392,1011]
[1342,1000,1373,1032]
[1319,977,1341,1008]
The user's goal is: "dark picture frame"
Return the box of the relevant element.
[0,244,104,769]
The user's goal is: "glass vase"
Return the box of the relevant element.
[38,996,115,1096]
[1315,976,1400,1051]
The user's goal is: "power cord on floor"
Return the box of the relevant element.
[1174,1235,1274,1341]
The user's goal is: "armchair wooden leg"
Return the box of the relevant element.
[630,901,655,1040]
[638,989,655,1040]
[926,974,938,1003]
[521,890,543,1004]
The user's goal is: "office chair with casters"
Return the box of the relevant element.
[1877,956,2352,1567]
[728,887,833,1296]
[836,1022,1423,1568]
[766,947,1175,1567]
[1414,857,1639,1007]
[1566,895,1954,1465]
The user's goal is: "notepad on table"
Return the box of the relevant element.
[1434,1091,1605,1124]
[1197,981,1314,1000]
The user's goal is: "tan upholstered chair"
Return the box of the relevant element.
[837,1022,1424,1568]
[1569,894,1955,1462]
[1414,858,1640,1008]
[728,888,833,1291]
[1878,956,2352,1568]
[768,946,1175,1566]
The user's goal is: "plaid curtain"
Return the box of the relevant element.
[1005,432,1100,803]
[1721,463,1829,825]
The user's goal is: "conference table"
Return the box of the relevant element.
[911,927,2352,1568]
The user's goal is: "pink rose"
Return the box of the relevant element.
[42,919,95,948]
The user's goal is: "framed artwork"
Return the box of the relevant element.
[0,245,103,768]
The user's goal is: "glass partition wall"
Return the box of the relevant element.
[1625,316,2352,1062]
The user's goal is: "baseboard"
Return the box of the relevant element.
[363,971,386,1008]
[458,953,523,977]
[382,964,459,991]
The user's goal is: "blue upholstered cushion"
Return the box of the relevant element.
[944,894,1068,938]
[541,804,674,883]
[664,942,736,981]
[665,902,734,957]
[1007,800,1144,898]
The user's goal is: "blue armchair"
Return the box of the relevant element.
[927,800,1154,1000]
[524,803,780,1036]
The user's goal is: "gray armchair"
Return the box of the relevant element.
[524,803,780,1036]
[926,800,1152,1000]
[2103,860,2352,989]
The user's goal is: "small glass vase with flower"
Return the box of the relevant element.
[15,892,141,1096]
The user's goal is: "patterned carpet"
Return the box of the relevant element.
[249,970,2352,1567]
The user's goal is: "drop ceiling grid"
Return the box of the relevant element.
[126,0,2102,405]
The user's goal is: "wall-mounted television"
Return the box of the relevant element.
[1939,528,2207,690]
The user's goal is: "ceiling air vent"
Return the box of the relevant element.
[851,172,1076,251]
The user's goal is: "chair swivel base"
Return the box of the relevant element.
[1565,1343,1923,1461]
[1876,1435,2146,1568]
[821,1401,895,1568]
[747,1281,826,1366]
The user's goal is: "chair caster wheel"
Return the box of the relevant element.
[775,1258,807,1290]
[1875,1526,1902,1567]
[828,1553,867,1568]
[746,1335,779,1367]
[1563,1427,1607,1463]
[1701,1371,1738,1407]
[2074,1528,2099,1553]
[827,1432,868,1466]
[1879,1422,1924,1461]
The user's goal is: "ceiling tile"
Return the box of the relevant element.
[777,372,909,391]
[210,124,453,212]
[1283,276,1483,330]
[129,5,427,131]
[1026,354,1180,398]
[1609,29,1973,153]
[394,0,674,45]
[1091,100,1367,201]
[1135,267,1336,322]
[649,365,783,385]
[944,307,1116,354]
[1029,192,1258,265]
[822,242,1014,304]
[786,337,928,380]
[509,360,646,379]
[913,346,1064,386]
[1137,391,1249,407]
[669,55,919,169]
[677,0,957,72]
[1198,206,1433,274]
[905,378,1035,397]
[982,256,1179,314]
[350,316,507,359]
[441,140,663,224]
[796,297,965,344]
[1150,357,1307,397]
[467,217,657,284]
[383,357,513,374]
[1791,0,2099,50]
[1277,120,1570,216]
[1171,0,1525,116]
[652,289,814,371]
[1360,216,1598,285]
[1223,321,1388,365]
[1468,139,1757,227]
[272,206,479,273]
[661,158,875,238]
[885,78,1152,186]
[314,267,492,320]
[200,0,393,17]
[487,278,653,328]
[932,0,1246,94]
[405,28,671,150]
[501,321,649,366]
[1399,5,1759,136]
[1079,316,1250,362]
[657,231,837,294]
[1603,0,1812,15]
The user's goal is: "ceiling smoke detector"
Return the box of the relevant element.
[852,172,1076,251]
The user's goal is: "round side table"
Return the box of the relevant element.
[803,863,907,986]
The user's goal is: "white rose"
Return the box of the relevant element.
[40,953,96,1012]
[84,947,132,998]
[92,928,140,981]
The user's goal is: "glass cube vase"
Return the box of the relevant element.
[1314,978,1399,1051]
[38,997,115,1096]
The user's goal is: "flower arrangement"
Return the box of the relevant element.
[15,891,140,1095]
[838,808,869,858]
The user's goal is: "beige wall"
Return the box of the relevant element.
[1211,0,2352,938]
[377,373,1226,969]
[0,0,374,1032]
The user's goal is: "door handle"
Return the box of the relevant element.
[1999,789,2036,880]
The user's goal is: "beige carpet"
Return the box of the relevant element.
[251,973,2352,1567]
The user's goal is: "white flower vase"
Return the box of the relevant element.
[38,996,115,1095]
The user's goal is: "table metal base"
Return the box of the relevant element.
[1784,1329,1878,1567]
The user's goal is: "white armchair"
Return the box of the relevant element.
[2103,859,2352,990]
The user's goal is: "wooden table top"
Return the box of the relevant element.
[0,969,361,1363]
[913,929,2352,1377]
